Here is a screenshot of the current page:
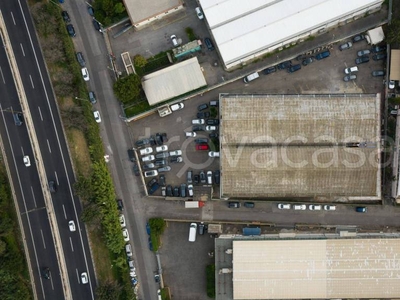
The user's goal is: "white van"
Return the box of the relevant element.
[243,72,259,83]
[188,223,197,242]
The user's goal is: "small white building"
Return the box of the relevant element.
[142,57,207,106]
[199,0,383,70]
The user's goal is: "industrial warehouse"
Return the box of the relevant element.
[219,94,381,201]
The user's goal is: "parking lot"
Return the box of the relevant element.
[159,221,215,300]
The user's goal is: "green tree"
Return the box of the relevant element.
[134,55,147,68]
[114,3,126,14]
[387,19,400,45]
[113,74,142,104]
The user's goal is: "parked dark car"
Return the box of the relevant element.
[148,237,153,251]
[200,171,206,183]
[315,50,330,60]
[143,164,155,171]
[66,24,76,37]
[262,66,276,75]
[355,56,369,64]
[180,184,186,198]
[371,45,386,53]
[155,152,169,159]
[87,6,94,16]
[287,64,301,73]
[194,174,200,184]
[116,199,124,210]
[173,186,180,197]
[160,133,168,143]
[166,185,173,197]
[277,60,292,70]
[197,112,210,118]
[204,37,214,50]
[372,53,387,61]
[147,178,157,187]
[198,222,205,235]
[343,74,357,82]
[209,132,219,139]
[214,170,220,185]
[148,182,159,195]
[159,175,166,186]
[88,91,97,104]
[93,19,102,32]
[127,149,136,162]
[198,103,208,111]
[195,138,208,144]
[357,49,371,57]
[61,11,70,22]
[136,138,150,147]
[355,206,367,213]
[244,202,255,208]
[155,159,167,166]
[339,41,352,51]
[192,125,205,132]
[302,57,314,66]
[372,70,385,77]
[228,201,240,208]
[133,164,140,176]
[76,52,86,67]
[149,136,156,146]
[155,134,163,146]
[206,119,219,125]
[352,34,365,43]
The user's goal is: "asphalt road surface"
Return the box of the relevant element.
[0,1,95,299]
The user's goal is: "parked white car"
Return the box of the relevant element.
[208,151,220,157]
[171,34,178,46]
[187,184,193,196]
[125,244,133,257]
[309,204,322,211]
[169,150,182,156]
[206,125,218,131]
[119,214,126,227]
[344,66,358,74]
[192,119,205,125]
[207,171,212,184]
[293,204,306,210]
[144,170,158,177]
[81,67,90,81]
[156,145,168,152]
[142,155,155,162]
[195,7,204,19]
[140,147,153,155]
[324,205,336,211]
[278,203,291,210]
[185,132,196,138]
[93,111,101,123]
[122,228,130,242]
[170,103,184,111]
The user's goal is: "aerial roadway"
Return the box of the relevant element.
[0,1,95,299]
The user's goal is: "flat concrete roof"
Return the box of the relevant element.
[220,94,381,200]
[123,0,182,24]
[142,57,207,106]
[232,239,400,299]
[390,49,400,80]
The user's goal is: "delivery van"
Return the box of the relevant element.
[188,223,197,242]
[243,72,259,83]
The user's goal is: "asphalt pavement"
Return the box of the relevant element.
[0,1,96,299]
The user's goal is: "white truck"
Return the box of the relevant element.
[184,201,205,208]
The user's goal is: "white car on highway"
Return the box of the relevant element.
[23,155,31,167]
[68,220,76,232]
[81,272,88,284]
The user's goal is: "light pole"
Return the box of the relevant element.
[75,96,89,103]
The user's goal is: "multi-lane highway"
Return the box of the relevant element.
[0,1,95,299]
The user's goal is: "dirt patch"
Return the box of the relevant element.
[66,128,91,177]
[59,96,76,111]
[87,226,113,283]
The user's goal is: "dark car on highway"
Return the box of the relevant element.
[66,24,76,37]
[262,66,276,75]
[277,60,292,70]
[355,56,369,64]
[48,181,57,193]
[42,267,50,279]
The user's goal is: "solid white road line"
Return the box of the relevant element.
[10,12,15,25]
[55,171,59,186]
[20,43,25,56]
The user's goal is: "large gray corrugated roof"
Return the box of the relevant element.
[220,94,381,200]
[123,0,182,24]
[142,57,207,106]
[232,239,400,299]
